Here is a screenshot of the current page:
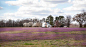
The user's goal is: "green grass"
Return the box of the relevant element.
[0,30,86,47]
[34,40,39,42]
[0,39,85,47]
[0,45,1,47]
[1,30,86,34]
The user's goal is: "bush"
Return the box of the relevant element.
[24,43,34,45]
[60,24,64,27]
[84,24,86,27]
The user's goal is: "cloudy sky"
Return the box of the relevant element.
[0,0,86,20]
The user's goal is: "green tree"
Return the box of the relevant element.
[55,16,65,27]
[55,17,59,20]
[46,15,53,26]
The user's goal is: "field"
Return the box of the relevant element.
[0,27,86,47]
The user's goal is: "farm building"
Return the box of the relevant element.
[32,22,42,27]
[42,22,51,28]
[23,22,51,28]
[23,22,29,27]
[23,18,51,27]
[23,22,33,27]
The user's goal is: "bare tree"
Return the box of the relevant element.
[66,15,71,27]
[0,20,5,27]
[73,12,86,27]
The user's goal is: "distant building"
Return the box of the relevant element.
[32,22,42,27]
[23,22,33,27]
[23,18,52,28]
[23,21,51,28]
[70,24,79,28]
[42,22,51,28]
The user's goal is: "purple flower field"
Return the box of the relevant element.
[0,27,86,47]
[0,27,86,32]
[0,27,86,41]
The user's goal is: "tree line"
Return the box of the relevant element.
[0,11,86,28]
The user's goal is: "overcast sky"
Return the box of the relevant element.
[0,0,86,21]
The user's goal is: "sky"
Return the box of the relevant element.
[0,0,86,22]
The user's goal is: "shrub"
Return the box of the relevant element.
[24,43,34,45]
[84,24,86,27]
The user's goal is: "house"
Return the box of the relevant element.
[42,22,51,28]
[28,22,33,27]
[23,22,29,27]
[23,18,51,28]
[23,22,33,27]
[32,22,42,27]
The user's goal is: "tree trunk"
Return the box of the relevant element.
[67,23,70,27]
[80,24,82,28]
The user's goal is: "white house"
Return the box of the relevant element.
[42,22,51,28]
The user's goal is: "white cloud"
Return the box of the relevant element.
[0,13,16,20]
[64,0,86,11]
[0,7,3,9]
[43,0,68,4]
[5,0,38,6]
[3,0,65,20]
[62,0,86,18]
[68,0,71,3]
[5,0,58,7]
